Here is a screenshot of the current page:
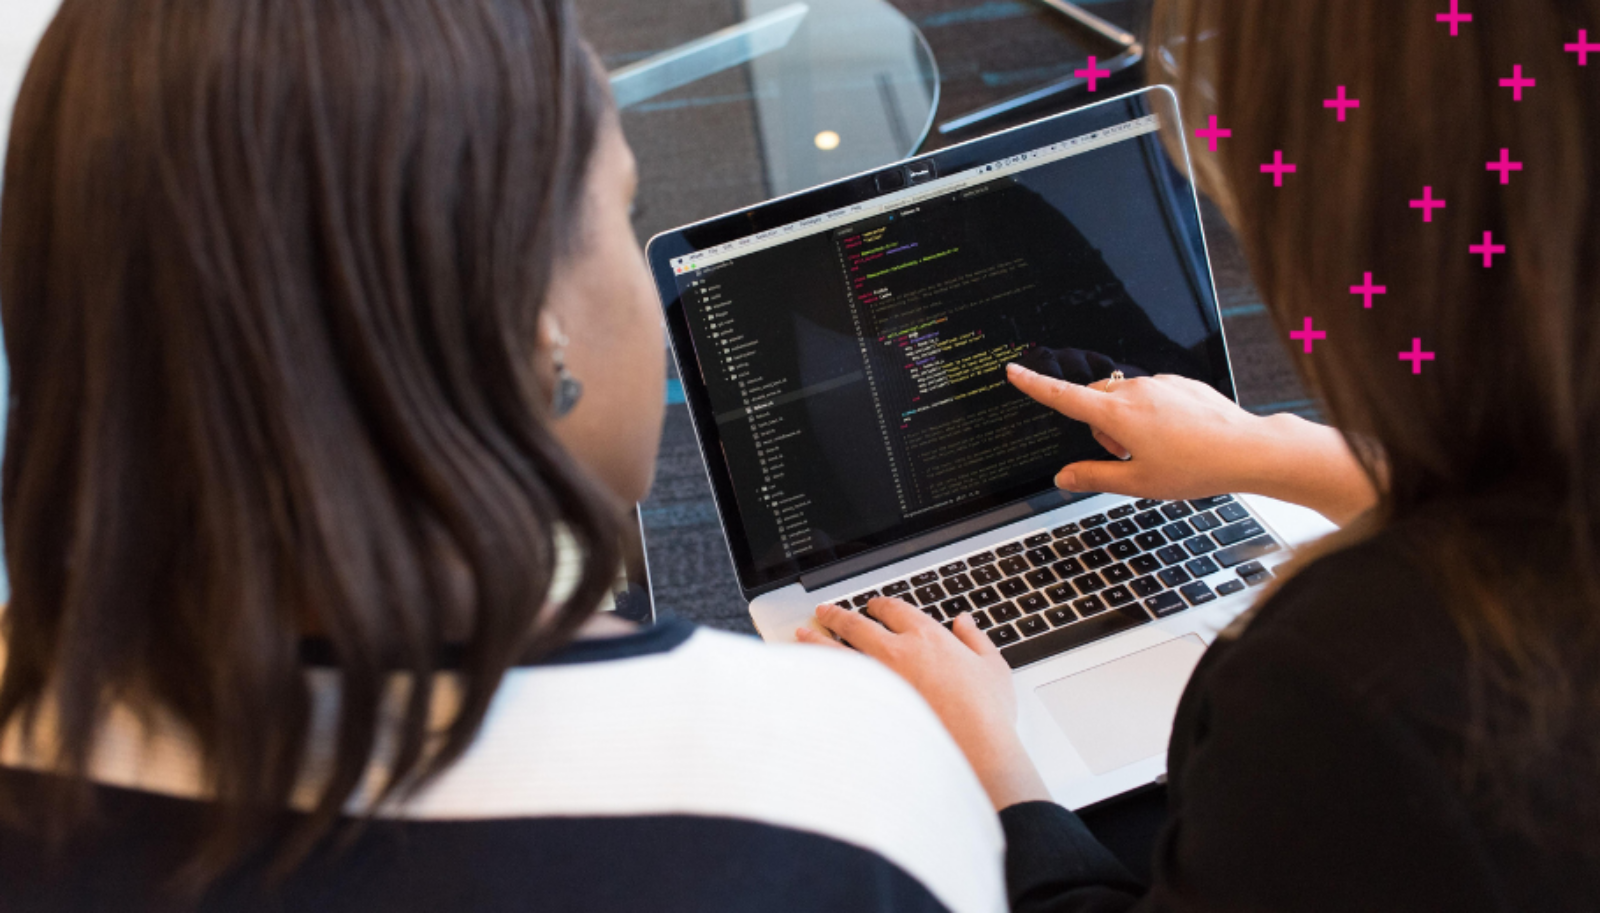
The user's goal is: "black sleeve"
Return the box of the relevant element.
[998,599,1505,912]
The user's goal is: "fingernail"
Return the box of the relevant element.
[1006,362,1024,377]
[1057,469,1078,491]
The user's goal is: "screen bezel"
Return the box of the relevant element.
[647,86,1238,597]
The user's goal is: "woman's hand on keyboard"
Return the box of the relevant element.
[798,599,1052,811]
[1005,362,1377,526]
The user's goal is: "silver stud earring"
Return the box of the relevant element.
[550,329,583,418]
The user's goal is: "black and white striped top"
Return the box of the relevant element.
[0,620,1006,912]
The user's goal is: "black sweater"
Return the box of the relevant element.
[1001,509,1600,912]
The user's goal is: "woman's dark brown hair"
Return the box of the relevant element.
[0,0,618,881]
[1154,0,1600,847]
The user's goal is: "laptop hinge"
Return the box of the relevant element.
[798,489,1086,592]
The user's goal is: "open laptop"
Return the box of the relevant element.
[646,87,1335,809]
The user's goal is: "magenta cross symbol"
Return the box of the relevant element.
[1567,30,1600,66]
[1436,0,1472,36]
[1410,186,1447,222]
[1470,231,1507,267]
[1486,148,1523,184]
[1195,116,1232,152]
[1399,338,1436,375]
[1290,317,1327,354]
[1500,65,1536,101]
[1261,150,1297,187]
[1324,85,1360,121]
[1350,272,1388,309]
[1076,56,1112,92]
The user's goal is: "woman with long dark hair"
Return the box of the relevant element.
[0,2,1007,910]
[805,1,1600,910]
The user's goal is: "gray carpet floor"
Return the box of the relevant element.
[581,0,1315,633]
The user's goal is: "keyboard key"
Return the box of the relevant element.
[1188,495,1234,510]
[1135,498,1164,510]
[1073,572,1107,594]
[1217,502,1250,523]
[1080,513,1109,527]
[1000,605,1151,669]
[1129,554,1162,575]
[851,591,878,607]
[942,595,973,616]
[1134,510,1165,530]
[938,561,968,577]
[882,580,911,598]
[1134,530,1166,551]
[1025,533,1054,548]
[1216,579,1246,596]
[991,602,1022,623]
[942,621,954,632]
[1184,536,1218,556]
[968,551,996,566]
[996,542,1026,557]
[1052,523,1081,538]
[1054,537,1086,557]
[1045,583,1077,604]
[1104,585,1135,607]
[1053,557,1086,578]
[998,578,1029,598]
[1108,540,1140,561]
[1018,615,1049,637]
[1130,575,1163,598]
[1074,595,1107,616]
[1024,567,1056,588]
[1179,581,1218,606]
[1026,547,1058,568]
[972,611,994,630]
[1160,501,1194,520]
[1163,520,1195,540]
[970,586,1001,608]
[922,607,943,621]
[1108,519,1139,539]
[1109,504,1137,519]
[1189,511,1221,532]
[1081,528,1113,548]
[911,571,939,586]
[1158,567,1192,588]
[1213,519,1265,546]
[1018,592,1050,614]
[1102,563,1134,584]
[1045,606,1077,627]
[1145,592,1186,617]
[989,624,1021,647]
[1156,545,1189,566]
[1082,548,1113,569]
[1185,556,1221,578]
[1214,535,1281,568]
[1243,570,1273,587]
[943,573,975,594]
[1236,561,1268,578]
[999,556,1030,576]
[971,565,1002,585]
[913,583,947,604]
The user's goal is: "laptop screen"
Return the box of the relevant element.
[656,90,1230,592]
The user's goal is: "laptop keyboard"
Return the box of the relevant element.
[832,495,1282,670]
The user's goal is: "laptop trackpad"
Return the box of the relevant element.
[1034,635,1207,776]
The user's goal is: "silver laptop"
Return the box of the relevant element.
[646,87,1335,810]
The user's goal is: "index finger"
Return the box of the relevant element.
[813,603,893,653]
[1006,363,1110,424]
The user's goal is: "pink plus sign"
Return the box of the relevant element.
[1324,86,1361,121]
[1399,338,1436,375]
[1470,231,1506,267]
[1195,116,1232,152]
[1568,29,1600,65]
[1500,65,1536,101]
[1350,272,1388,309]
[1436,0,1472,36]
[1289,317,1327,354]
[1486,148,1523,184]
[1075,56,1112,92]
[1261,150,1297,187]
[1410,186,1447,222]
